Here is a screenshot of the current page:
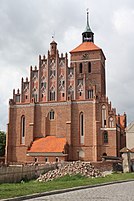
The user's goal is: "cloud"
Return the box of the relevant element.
[113,8,134,35]
[0,0,134,131]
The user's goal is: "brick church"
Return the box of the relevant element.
[6,12,126,164]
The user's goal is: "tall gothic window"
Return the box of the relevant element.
[88,62,91,73]
[79,63,82,73]
[49,110,55,120]
[103,131,108,143]
[21,115,25,144]
[80,112,84,144]
[102,105,106,128]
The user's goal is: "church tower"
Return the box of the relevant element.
[70,10,106,100]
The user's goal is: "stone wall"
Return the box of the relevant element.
[0,163,56,183]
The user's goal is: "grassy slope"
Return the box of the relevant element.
[0,173,134,199]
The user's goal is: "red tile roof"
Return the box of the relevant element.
[70,42,101,53]
[27,136,66,153]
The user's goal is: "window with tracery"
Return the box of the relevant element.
[109,117,114,128]
[88,89,93,99]
[50,91,55,101]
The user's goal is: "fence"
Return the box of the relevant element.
[0,163,57,183]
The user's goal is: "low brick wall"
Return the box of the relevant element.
[0,163,57,183]
[92,160,122,172]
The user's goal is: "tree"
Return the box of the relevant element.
[0,131,6,157]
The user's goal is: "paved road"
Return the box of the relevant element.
[28,181,134,201]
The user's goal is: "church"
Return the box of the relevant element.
[5,12,126,164]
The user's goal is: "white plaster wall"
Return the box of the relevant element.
[126,122,134,149]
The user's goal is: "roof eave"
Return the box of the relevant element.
[27,152,68,157]
[70,48,100,54]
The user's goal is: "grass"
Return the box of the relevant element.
[0,173,134,199]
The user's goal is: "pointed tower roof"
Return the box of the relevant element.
[84,9,92,33]
[70,11,106,59]
[82,9,94,43]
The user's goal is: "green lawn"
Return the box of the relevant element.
[0,173,134,199]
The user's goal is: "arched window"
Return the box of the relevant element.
[103,153,107,156]
[103,131,108,143]
[45,157,48,162]
[56,157,59,162]
[49,110,55,120]
[79,63,82,73]
[21,115,25,144]
[102,105,106,128]
[35,157,38,162]
[80,112,84,144]
[109,117,114,128]
[88,62,91,73]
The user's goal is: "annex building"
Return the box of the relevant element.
[6,12,126,164]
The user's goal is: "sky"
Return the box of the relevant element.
[0,0,134,131]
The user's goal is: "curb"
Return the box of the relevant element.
[1,179,134,201]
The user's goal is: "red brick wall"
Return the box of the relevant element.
[6,40,126,164]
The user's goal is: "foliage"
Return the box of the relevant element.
[0,173,134,199]
[0,131,6,156]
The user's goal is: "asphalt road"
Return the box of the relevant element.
[28,181,134,201]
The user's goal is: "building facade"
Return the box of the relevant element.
[126,121,134,150]
[6,12,126,164]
